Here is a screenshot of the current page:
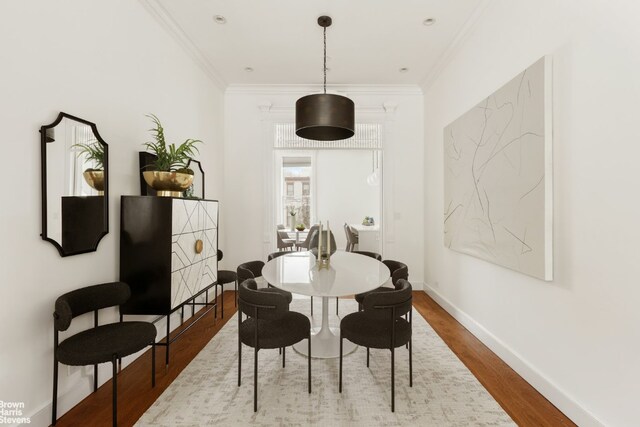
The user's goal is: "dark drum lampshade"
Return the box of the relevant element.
[295,15,355,141]
[296,93,354,141]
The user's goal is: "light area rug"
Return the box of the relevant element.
[137,298,515,426]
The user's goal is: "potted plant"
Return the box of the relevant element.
[287,205,298,231]
[72,140,105,193]
[142,114,202,197]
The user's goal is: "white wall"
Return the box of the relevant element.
[316,150,380,250]
[0,1,224,425]
[422,1,640,426]
[224,86,424,283]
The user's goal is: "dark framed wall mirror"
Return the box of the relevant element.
[139,153,205,199]
[40,112,109,256]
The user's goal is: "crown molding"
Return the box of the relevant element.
[419,0,491,91]
[226,84,423,96]
[138,0,227,89]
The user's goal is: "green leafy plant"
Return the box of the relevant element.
[142,114,201,173]
[72,140,104,171]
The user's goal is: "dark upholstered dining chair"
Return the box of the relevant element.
[267,251,288,261]
[355,260,408,310]
[237,260,293,304]
[52,282,156,426]
[216,249,238,316]
[238,279,311,412]
[352,250,382,261]
[340,279,413,412]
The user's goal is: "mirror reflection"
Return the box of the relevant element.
[41,112,109,256]
[185,158,205,199]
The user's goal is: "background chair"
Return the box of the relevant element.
[296,224,318,251]
[277,230,295,251]
[52,282,156,426]
[340,279,413,412]
[238,279,311,412]
[344,224,359,252]
[355,259,408,310]
[215,249,238,317]
[237,260,293,304]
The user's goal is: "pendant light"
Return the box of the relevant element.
[296,16,355,141]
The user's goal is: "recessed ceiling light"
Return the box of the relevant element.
[423,18,436,26]
[399,67,409,73]
[213,15,227,24]
[244,67,254,72]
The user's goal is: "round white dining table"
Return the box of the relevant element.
[262,251,390,358]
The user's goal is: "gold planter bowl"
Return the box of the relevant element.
[83,170,105,194]
[143,171,194,198]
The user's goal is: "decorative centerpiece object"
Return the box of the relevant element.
[142,114,201,197]
[362,216,374,226]
[295,224,306,232]
[287,205,298,231]
[316,221,332,270]
[72,140,105,193]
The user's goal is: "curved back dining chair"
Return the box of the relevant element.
[52,282,157,426]
[352,250,382,261]
[215,249,238,316]
[238,279,311,412]
[237,260,293,303]
[340,279,413,412]
[355,259,409,310]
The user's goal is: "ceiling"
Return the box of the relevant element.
[154,0,483,86]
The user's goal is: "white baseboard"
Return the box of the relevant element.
[422,282,604,427]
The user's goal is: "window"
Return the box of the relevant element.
[280,156,312,227]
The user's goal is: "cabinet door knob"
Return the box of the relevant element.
[195,239,203,254]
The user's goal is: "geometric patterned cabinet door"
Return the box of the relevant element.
[170,199,218,309]
[119,196,219,316]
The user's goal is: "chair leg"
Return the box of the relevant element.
[254,347,258,412]
[339,332,343,393]
[52,359,58,425]
[310,296,314,317]
[214,285,219,319]
[336,297,339,316]
[221,283,225,319]
[366,347,370,367]
[151,343,156,388]
[391,347,395,412]
[409,339,413,388]
[234,280,238,307]
[94,364,98,392]
[308,334,312,393]
[282,347,286,368]
[238,312,242,387]
[112,355,118,427]
[165,315,170,366]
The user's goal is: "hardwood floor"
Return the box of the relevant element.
[54,291,575,427]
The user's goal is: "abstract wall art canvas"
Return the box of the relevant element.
[444,56,552,280]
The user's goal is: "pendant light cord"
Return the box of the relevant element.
[323,26,327,94]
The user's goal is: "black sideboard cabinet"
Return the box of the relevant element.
[119,196,219,363]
